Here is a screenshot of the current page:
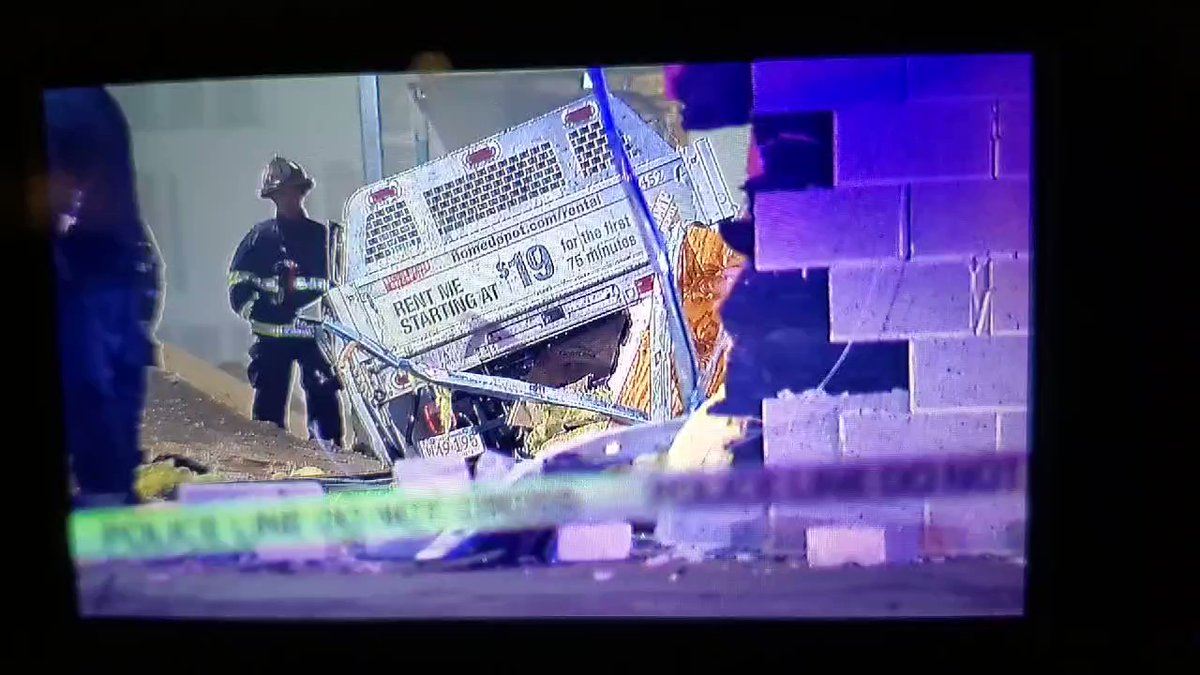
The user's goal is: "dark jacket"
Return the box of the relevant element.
[44,87,158,287]
[228,217,330,330]
[45,87,161,369]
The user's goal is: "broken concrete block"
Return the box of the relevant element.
[926,494,1027,556]
[730,513,770,550]
[921,525,968,559]
[365,457,473,559]
[767,500,926,558]
[763,388,910,465]
[555,521,634,562]
[766,511,810,555]
[178,480,330,561]
[800,525,923,568]
[883,525,925,564]
[392,456,471,495]
[357,536,436,561]
[655,505,767,552]
[805,526,888,568]
[474,451,516,483]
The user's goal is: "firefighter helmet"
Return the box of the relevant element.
[259,156,314,199]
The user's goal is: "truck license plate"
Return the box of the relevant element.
[417,425,487,459]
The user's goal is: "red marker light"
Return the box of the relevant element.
[564,103,596,125]
[423,401,444,435]
[466,145,497,166]
[370,187,397,204]
[636,275,655,294]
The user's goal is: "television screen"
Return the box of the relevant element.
[54,56,1031,618]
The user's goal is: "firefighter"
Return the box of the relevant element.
[45,87,163,507]
[228,156,344,446]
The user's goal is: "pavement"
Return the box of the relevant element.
[75,557,1024,619]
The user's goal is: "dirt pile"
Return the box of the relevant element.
[142,369,384,481]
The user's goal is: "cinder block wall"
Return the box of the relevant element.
[752,55,1032,559]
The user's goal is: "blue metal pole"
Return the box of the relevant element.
[588,67,704,413]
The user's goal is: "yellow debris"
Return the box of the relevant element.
[289,466,326,478]
[617,226,744,412]
[134,460,233,501]
[433,385,455,434]
[664,384,750,472]
[510,375,618,457]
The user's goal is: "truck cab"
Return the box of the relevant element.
[318,93,737,465]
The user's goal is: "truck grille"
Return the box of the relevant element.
[569,119,638,177]
[364,200,420,266]
[424,142,565,242]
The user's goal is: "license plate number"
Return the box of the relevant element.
[417,426,487,459]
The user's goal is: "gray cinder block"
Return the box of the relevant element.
[911,336,1030,410]
[998,98,1032,178]
[829,261,974,340]
[763,389,910,465]
[835,101,994,186]
[906,54,1033,100]
[991,257,1031,334]
[998,410,1029,452]
[909,180,1031,258]
[839,410,998,458]
[753,58,907,114]
[755,186,905,270]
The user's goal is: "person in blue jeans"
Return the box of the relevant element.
[45,87,162,508]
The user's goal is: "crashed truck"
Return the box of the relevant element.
[304,92,740,469]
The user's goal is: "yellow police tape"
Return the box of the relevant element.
[70,453,1027,562]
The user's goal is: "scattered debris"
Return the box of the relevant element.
[344,561,383,575]
[134,459,226,502]
[149,453,211,474]
[644,554,673,568]
[670,544,709,564]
